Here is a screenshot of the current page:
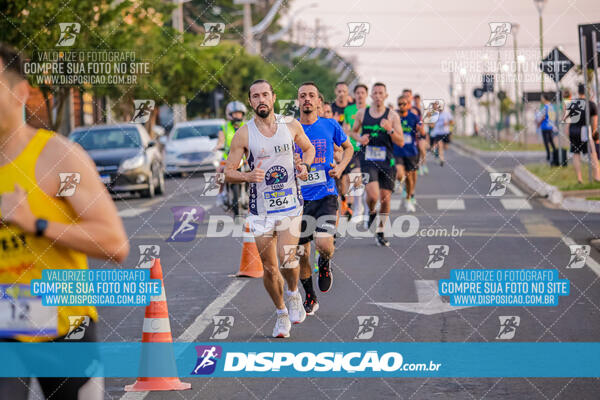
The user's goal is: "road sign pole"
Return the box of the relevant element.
[580,30,593,183]
[553,48,563,166]
[591,30,600,176]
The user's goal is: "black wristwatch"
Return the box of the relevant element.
[301,162,311,172]
[35,218,48,237]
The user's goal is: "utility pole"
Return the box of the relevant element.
[239,0,257,54]
[512,23,521,142]
[172,0,187,123]
[534,0,548,93]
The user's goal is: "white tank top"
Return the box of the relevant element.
[246,115,303,216]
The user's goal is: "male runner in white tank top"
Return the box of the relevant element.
[225,80,315,338]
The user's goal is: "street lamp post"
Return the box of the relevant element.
[460,68,467,135]
[512,23,521,142]
[518,54,527,148]
[533,0,548,93]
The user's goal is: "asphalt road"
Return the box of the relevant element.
[91,147,600,399]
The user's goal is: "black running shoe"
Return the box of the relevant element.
[376,233,390,247]
[344,208,353,220]
[317,256,332,292]
[303,293,319,315]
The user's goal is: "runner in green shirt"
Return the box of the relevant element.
[341,83,369,221]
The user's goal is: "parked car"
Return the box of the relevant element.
[162,119,225,176]
[69,124,165,198]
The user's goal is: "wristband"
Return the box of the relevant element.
[301,162,311,172]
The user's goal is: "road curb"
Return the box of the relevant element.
[453,139,545,158]
[513,165,600,214]
[453,139,600,213]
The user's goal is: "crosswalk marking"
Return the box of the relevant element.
[437,199,465,210]
[501,198,532,210]
[117,208,150,218]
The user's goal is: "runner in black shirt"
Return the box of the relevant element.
[350,82,404,247]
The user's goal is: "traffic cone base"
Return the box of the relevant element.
[236,222,264,278]
[125,378,191,392]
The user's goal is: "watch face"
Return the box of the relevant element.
[36,219,48,237]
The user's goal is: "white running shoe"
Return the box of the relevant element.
[405,200,416,213]
[286,292,307,324]
[272,312,291,338]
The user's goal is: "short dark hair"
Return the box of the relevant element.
[414,93,421,98]
[373,82,386,90]
[299,81,319,92]
[353,83,368,93]
[402,88,412,94]
[248,79,274,98]
[578,83,585,96]
[335,81,348,88]
[0,43,25,85]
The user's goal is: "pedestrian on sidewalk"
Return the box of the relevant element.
[538,94,557,162]
[567,84,600,183]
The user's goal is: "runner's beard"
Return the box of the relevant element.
[302,104,314,114]
[254,104,271,118]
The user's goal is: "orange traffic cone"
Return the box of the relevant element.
[124,258,191,392]
[236,222,264,278]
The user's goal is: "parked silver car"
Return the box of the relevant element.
[162,119,225,176]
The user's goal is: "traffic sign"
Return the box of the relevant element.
[482,74,494,92]
[578,23,600,69]
[473,88,484,99]
[540,47,574,83]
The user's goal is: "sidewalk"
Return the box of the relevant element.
[454,139,600,214]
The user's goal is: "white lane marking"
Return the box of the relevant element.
[562,236,600,277]
[117,208,150,218]
[500,198,532,210]
[120,279,248,400]
[437,199,465,210]
[452,145,525,197]
[177,279,248,342]
[371,280,474,315]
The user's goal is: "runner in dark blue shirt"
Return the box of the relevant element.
[394,96,423,212]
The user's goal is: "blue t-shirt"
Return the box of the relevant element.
[394,112,421,157]
[295,117,347,201]
[541,104,556,131]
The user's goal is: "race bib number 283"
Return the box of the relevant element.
[299,168,327,186]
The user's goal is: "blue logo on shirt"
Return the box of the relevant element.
[265,165,288,185]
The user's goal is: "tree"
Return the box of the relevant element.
[1,0,175,132]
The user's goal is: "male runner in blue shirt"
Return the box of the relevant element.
[294,81,354,315]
